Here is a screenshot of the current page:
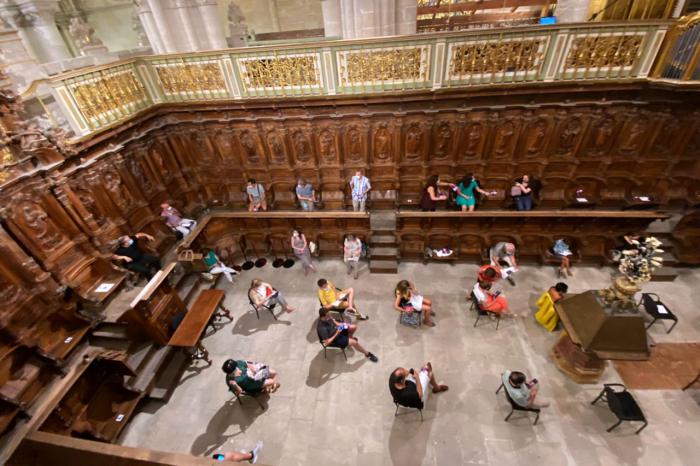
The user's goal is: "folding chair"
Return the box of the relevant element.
[248,294,278,320]
[470,292,501,330]
[591,383,647,434]
[496,380,540,425]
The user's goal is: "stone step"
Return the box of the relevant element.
[126,341,155,373]
[91,323,130,341]
[149,350,187,401]
[370,234,397,246]
[659,251,679,267]
[126,345,173,394]
[650,267,678,282]
[370,247,398,259]
[370,259,398,274]
[370,212,396,230]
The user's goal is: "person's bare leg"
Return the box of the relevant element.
[261,199,268,211]
[224,451,253,462]
[461,205,467,212]
[423,309,434,325]
[347,324,357,337]
[345,287,355,310]
[349,337,368,355]
[468,204,475,212]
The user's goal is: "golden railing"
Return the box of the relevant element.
[43,18,697,137]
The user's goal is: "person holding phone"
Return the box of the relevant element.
[211,441,263,463]
[389,362,448,410]
[502,370,549,409]
[472,280,511,316]
[316,308,378,362]
[222,359,280,395]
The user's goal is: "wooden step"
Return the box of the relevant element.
[370,212,396,230]
[370,259,398,274]
[370,234,397,246]
[370,246,397,260]
[91,323,130,341]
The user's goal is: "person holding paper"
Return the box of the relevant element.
[552,238,573,278]
[222,359,279,394]
[489,242,518,286]
[317,278,368,320]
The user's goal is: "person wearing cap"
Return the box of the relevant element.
[489,242,519,286]
[222,359,279,395]
[112,232,160,280]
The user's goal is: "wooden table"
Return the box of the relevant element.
[168,289,232,365]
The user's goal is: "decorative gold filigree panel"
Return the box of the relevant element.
[237,54,321,90]
[448,39,545,77]
[69,69,147,122]
[564,34,644,69]
[154,62,226,95]
[337,47,430,86]
[0,145,13,182]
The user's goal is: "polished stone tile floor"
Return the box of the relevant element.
[119,260,700,466]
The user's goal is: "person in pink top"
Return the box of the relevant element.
[160,202,196,237]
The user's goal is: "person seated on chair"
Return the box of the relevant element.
[551,238,573,278]
[295,178,316,212]
[160,202,196,238]
[112,233,161,280]
[317,308,378,362]
[502,370,549,409]
[317,278,368,320]
[547,282,568,303]
[222,359,279,394]
[389,362,448,409]
[477,264,500,285]
[394,280,435,327]
[248,279,295,313]
[472,280,513,316]
[246,179,267,212]
[212,441,263,463]
[489,241,519,286]
[203,249,238,283]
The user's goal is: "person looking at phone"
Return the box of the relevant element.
[211,441,263,463]
[472,280,512,316]
[295,178,316,212]
[502,370,549,409]
[222,359,280,395]
[316,308,378,362]
[317,278,368,320]
[389,362,448,410]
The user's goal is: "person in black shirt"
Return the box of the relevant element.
[389,362,448,409]
[112,233,161,280]
[316,308,378,362]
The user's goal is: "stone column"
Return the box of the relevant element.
[134,0,166,53]
[396,0,417,35]
[195,0,227,50]
[0,1,72,64]
[325,0,416,39]
[556,0,591,23]
[321,0,341,38]
[146,0,177,52]
[175,1,200,51]
[267,0,281,32]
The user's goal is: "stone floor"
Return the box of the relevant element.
[119,259,700,466]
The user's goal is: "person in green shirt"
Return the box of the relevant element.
[222,359,280,395]
[203,250,237,283]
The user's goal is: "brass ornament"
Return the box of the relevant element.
[238,54,321,90]
[449,39,544,76]
[69,68,146,123]
[154,62,226,95]
[565,35,644,69]
[337,47,429,86]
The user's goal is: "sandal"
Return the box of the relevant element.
[271,382,280,393]
[433,384,449,394]
[285,307,295,313]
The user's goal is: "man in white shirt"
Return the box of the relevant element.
[349,169,371,212]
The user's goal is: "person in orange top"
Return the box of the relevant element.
[477,264,500,284]
[472,280,511,315]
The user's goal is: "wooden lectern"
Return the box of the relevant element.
[551,291,650,384]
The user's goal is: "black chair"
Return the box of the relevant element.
[248,293,278,320]
[591,383,647,434]
[393,398,423,421]
[318,334,347,361]
[496,380,541,425]
[638,293,678,334]
[229,385,266,410]
[470,292,501,330]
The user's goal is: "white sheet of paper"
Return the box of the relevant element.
[638,196,650,202]
[656,304,669,315]
[576,197,588,203]
[95,282,114,293]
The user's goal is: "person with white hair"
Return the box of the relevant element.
[489,242,519,286]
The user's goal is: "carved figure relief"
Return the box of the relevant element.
[556,118,582,156]
[373,126,392,163]
[318,129,337,164]
[103,169,133,212]
[404,125,423,162]
[127,157,154,196]
[650,119,681,155]
[292,131,312,163]
[493,120,515,157]
[0,278,22,307]
[619,117,648,155]
[72,183,105,227]
[524,119,548,156]
[266,131,287,165]
[433,123,452,160]
[239,130,261,165]
[585,116,615,156]
[18,201,63,251]
[346,127,363,163]
[462,122,484,158]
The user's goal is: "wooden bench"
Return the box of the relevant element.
[168,290,232,365]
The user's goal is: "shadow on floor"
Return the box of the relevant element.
[177,360,212,386]
[305,346,367,388]
[189,395,267,456]
[388,409,433,466]
[231,308,292,337]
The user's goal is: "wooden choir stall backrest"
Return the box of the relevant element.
[124,263,186,345]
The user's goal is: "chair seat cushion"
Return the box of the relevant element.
[610,391,645,420]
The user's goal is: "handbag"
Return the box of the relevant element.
[510,185,522,197]
[399,310,421,328]
[309,241,317,253]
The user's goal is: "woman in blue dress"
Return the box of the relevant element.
[455,174,491,212]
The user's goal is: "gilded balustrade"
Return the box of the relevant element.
[43,19,694,138]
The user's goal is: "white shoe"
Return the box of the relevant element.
[251,441,263,464]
